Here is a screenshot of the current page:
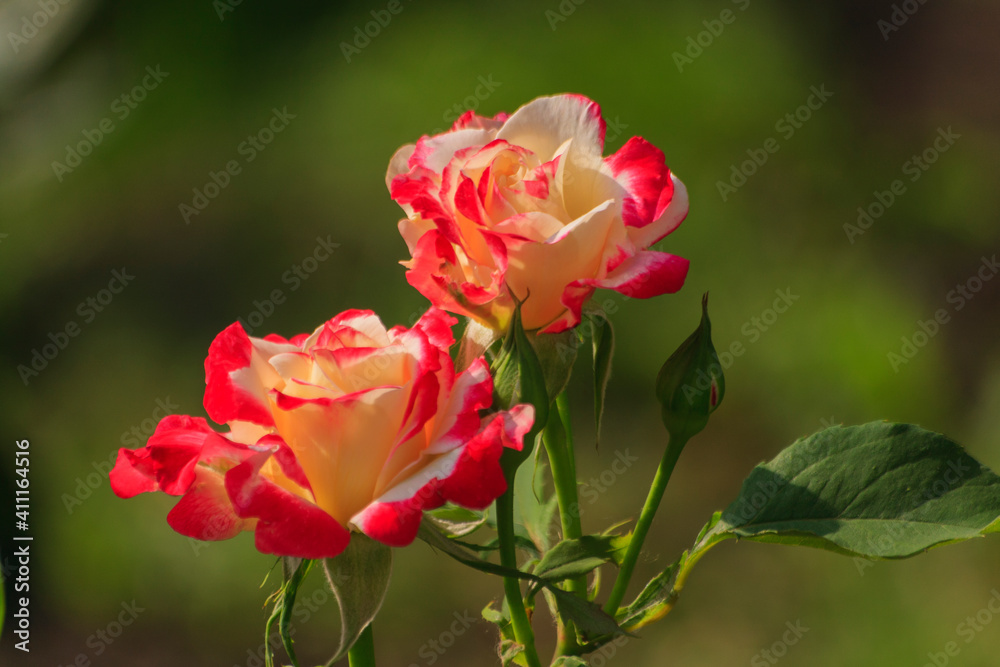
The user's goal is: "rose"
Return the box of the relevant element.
[110,308,533,559]
[386,93,690,333]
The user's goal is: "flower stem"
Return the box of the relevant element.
[542,393,587,657]
[556,392,577,484]
[348,623,376,667]
[603,433,690,617]
[543,393,585,594]
[496,484,543,667]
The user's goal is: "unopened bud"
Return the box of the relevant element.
[655,293,725,441]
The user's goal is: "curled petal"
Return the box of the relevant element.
[451,109,509,132]
[425,357,494,455]
[549,251,690,333]
[204,323,293,427]
[630,173,689,249]
[351,404,533,546]
[503,200,619,330]
[410,128,501,174]
[226,449,351,559]
[109,447,158,498]
[167,467,253,541]
[497,93,606,162]
[604,136,672,230]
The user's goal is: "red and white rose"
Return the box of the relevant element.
[387,93,690,333]
[110,308,533,559]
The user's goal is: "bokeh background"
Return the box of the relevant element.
[2,0,999,665]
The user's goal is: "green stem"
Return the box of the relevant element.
[348,623,376,667]
[556,392,577,485]
[544,396,583,544]
[603,434,690,617]
[545,393,586,658]
[496,484,543,667]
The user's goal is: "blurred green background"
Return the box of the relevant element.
[1,0,999,665]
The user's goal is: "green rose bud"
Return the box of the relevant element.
[655,293,725,442]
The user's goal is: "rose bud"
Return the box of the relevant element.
[655,293,725,442]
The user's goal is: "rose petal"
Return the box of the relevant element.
[549,251,690,333]
[497,94,606,162]
[271,385,408,525]
[204,323,285,427]
[410,128,500,173]
[502,200,619,330]
[109,447,158,498]
[628,173,689,249]
[167,467,253,541]
[424,357,494,455]
[226,449,351,559]
[351,405,533,547]
[603,136,672,229]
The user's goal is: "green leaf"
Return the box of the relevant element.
[482,601,513,635]
[518,460,559,554]
[613,513,726,633]
[421,521,629,643]
[482,599,523,664]
[549,587,625,638]
[494,304,550,477]
[527,327,578,401]
[552,657,589,666]
[590,313,615,447]
[419,519,538,582]
[320,535,392,665]
[499,640,529,666]
[711,422,1000,559]
[473,534,540,558]
[533,535,631,584]
[422,520,626,637]
[427,505,488,538]
[614,557,680,632]
[588,564,603,601]
[263,558,314,667]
